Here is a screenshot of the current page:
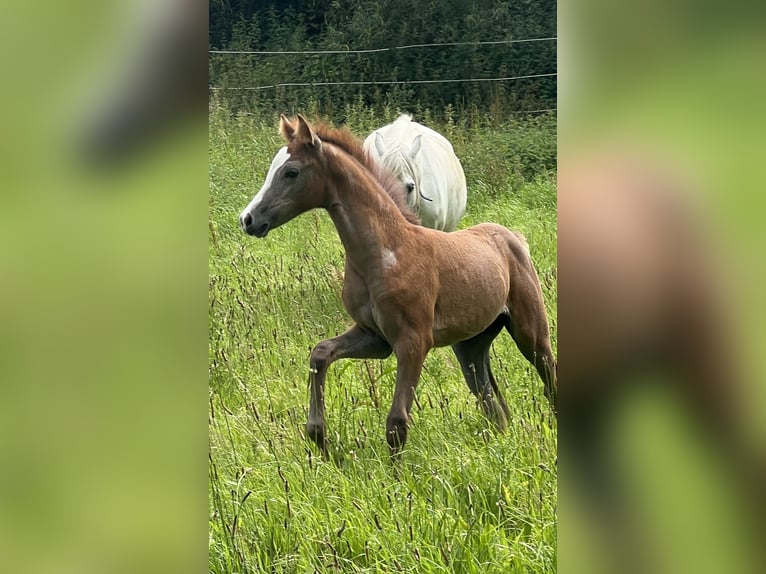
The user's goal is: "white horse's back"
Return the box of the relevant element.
[382,114,453,148]
[364,115,467,231]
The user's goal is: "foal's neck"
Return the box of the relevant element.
[323,144,409,268]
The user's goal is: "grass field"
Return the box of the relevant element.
[209,105,557,573]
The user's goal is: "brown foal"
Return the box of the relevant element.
[239,114,556,456]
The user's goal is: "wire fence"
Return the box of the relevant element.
[209,36,556,116]
[209,37,556,56]
[209,72,557,92]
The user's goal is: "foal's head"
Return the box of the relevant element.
[239,115,328,237]
[239,115,418,236]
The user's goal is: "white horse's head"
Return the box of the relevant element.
[372,132,433,209]
[364,114,467,231]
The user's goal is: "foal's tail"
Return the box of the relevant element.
[511,230,531,256]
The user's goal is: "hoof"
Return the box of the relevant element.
[386,415,408,455]
[306,420,327,455]
[481,399,508,433]
[491,404,508,433]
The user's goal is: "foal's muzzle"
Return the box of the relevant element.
[239,212,271,237]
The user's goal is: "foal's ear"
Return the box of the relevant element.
[296,114,322,150]
[279,114,296,141]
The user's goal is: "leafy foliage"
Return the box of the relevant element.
[209,0,556,122]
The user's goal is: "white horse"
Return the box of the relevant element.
[363,114,467,231]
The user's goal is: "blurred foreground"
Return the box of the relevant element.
[559,1,766,572]
[0,2,206,573]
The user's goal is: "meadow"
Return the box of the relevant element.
[209,103,557,573]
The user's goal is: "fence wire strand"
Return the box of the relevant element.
[209,37,557,56]
[210,72,556,91]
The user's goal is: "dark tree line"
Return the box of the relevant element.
[209,0,556,121]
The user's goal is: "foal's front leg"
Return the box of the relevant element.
[307,325,391,456]
[386,333,431,456]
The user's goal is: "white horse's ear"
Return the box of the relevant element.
[374,132,387,157]
[296,114,322,149]
[409,134,422,159]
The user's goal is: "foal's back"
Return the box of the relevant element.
[428,222,533,283]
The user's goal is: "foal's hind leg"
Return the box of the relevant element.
[452,315,511,431]
[503,305,557,413]
[307,325,391,456]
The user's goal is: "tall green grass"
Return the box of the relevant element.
[209,104,557,573]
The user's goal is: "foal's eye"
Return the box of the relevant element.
[285,167,299,179]
[405,182,415,194]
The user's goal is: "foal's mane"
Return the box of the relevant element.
[309,120,421,225]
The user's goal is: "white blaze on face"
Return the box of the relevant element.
[239,147,291,226]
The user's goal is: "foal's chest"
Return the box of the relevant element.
[341,263,409,342]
